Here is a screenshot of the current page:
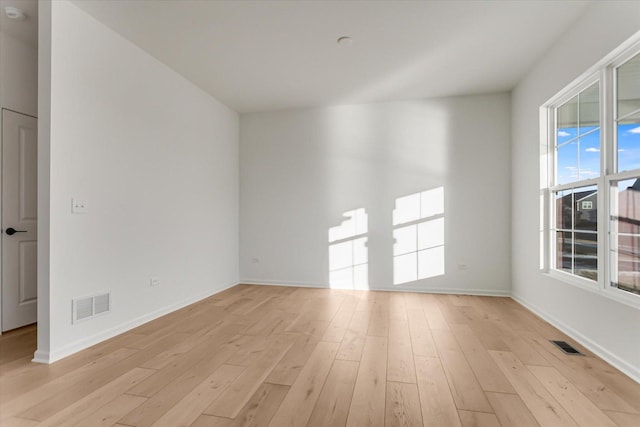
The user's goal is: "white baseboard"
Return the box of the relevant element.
[240,278,511,297]
[32,281,240,364]
[239,279,418,293]
[512,293,640,384]
[241,278,327,289]
[382,285,510,297]
[32,349,50,364]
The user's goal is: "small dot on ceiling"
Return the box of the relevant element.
[337,36,353,46]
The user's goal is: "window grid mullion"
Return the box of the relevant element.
[557,126,601,148]
[617,106,640,122]
[555,229,597,234]
[602,65,613,291]
[551,177,600,192]
[571,191,575,275]
[577,92,581,181]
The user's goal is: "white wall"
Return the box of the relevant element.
[0,30,38,116]
[241,95,511,294]
[37,0,239,362]
[511,1,640,381]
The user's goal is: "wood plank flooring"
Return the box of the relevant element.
[1,284,639,426]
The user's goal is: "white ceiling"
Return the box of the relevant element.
[70,1,591,113]
[0,0,38,47]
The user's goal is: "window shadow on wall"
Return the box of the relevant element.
[392,187,445,285]
[328,208,369,289]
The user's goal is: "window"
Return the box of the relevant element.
[544,39,640,303]
[551,81,600,282]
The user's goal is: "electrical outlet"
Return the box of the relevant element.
[150,277,160,287]
[72,198,89,213]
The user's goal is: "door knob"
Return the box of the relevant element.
[4,227,27,236]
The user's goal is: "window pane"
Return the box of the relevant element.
[611,178,640,235]
[557,141,578,185]
[617,52,640,173]
[575,232,597,281]
[557,127,575,145]
[579,132,600,178]
[610,178,640,295]
[578,83,600,179]
[579,82,600,135]
[619,111,640,126]
[556,83,600,184]
[555,189,572,230]
[556,231,572,273]
[574,185,597,232]
[612,233,640,295]
[617,52,640,120]
[617,116,640,172]
[557,94,578,144]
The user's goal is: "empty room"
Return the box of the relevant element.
[1,0,639,426]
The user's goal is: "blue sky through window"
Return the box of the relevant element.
[557,124,640,183]
[556,127,600,184]
[617,123,640,172]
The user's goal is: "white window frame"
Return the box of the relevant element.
[541,34,640,309]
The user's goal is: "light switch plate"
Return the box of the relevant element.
[72,198,89,213]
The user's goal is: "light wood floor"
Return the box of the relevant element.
[1,285,639,427]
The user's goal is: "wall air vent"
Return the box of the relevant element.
[72,291,111,323]
[550,340,583,355]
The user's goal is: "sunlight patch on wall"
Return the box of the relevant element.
[328,208,369,289]
[393,187,445,284]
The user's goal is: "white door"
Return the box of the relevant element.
[2,110,37,331]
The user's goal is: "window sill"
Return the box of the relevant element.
[545,269,640,310]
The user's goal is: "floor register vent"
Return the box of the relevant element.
[550,340,583,355]
[72,291,111,323]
